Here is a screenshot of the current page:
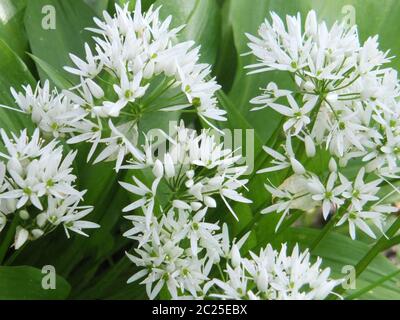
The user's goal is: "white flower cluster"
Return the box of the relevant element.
[1,5,352,300]
[120,121,251,223]
[125,209,231,299]
[212,243,341,300]
[122,121,252,299]
[0,129,98,249]
[122,122,341,299]
[10,80,87,139]
[247,10,399,239]
[10,1,225,170]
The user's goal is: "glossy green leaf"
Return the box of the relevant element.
[0,266,70,299]
[24,0,97,85]
[0,39,35,133]
[155,0,221,65]
[84,0,108,16]
[0,0,29,61]
[27,53,74,90]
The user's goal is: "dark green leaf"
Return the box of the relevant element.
[0,266,70,299]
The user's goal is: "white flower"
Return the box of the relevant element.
[94,120,143,171]
[4,1,227,172]
[250,82,291,111]
[211,264,251,300]
[337,203,397,240]
[248,9,400,242]
[0,129,97,249]
[11,80,87,139]
[342,167,381,210]
[307,172,350,219]
[121,122,251,221]
[125,207,220,299]
[64,43,102,78]
[54,1,227,168]
[258,136,305,175]
[268,95,318,135]
[212,243,342,300]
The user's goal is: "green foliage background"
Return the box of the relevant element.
[0,0,400,299]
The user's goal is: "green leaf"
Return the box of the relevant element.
[0,39,35,133]
[83,0,108,16]
[0,0,29,61]
[0,266,70,299]
[155,0,221,65]
[27,53,74,90]
[24,0,97,85]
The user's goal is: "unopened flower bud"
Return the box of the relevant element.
[329,158,338,172]
[185,179,194,188]
[172,200,191,210]
[19,210,30,220]
[152,159,164,178]
[164,154,175,178]
[15,227,29,250]
[290,157,306,175]
[186,170,195,179]
[86,79,104,99]
[190,202,203,211]
[231,245,241,268]
[204,196,216,208]
[304,135,316,158]
[303,81,315,92]
[36,213,47,228]
[31,229,44,240]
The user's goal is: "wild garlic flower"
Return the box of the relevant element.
[248,11,400,239]
[120,122,251,223]
[125,207,227,299]
[9,1,225,171]
[211,243,342,300]
[0,129,98,249]
[10,80,87,139]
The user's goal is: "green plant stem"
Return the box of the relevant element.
[310,203,349,252]
[381,234,400,251]
[236,97,326,240]
[332,216,400,298]
[4,243,26,266]
[0,217,18,264]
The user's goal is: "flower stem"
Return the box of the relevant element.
[310,202,349,252]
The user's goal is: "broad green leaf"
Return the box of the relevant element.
[214,0,237,91]
[0,266,70,299]
[84,0,108,16]
[24,0,97,85]
[0,0,29,61]
[155,0,221,65]
[27,53,74,90]
[0,39,35,133]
